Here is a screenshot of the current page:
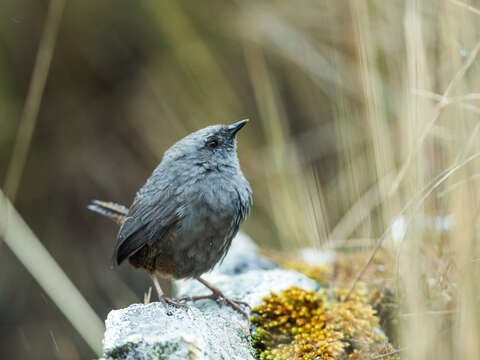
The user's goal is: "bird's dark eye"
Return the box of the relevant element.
[206,138,218,149]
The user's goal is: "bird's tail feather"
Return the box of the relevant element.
[88,200,128,224]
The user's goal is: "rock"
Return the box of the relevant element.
[211,232,277,276]
[298,247,335,266]
[102,302,253,360]
[101,232,319,359]
[176,268,318,309]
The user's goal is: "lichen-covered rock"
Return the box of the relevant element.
[102,302,252,360]
[101,233,318,359]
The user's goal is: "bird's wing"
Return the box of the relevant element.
[113,188,182,265]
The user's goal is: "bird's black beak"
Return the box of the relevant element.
[228,119,249,139]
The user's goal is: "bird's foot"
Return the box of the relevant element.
[179,290,250,318]
[159,296,189,309]
[149,273,188,309]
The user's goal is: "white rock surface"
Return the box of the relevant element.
[298,247,336,266]
[176,268,318,309]
[103,302,252,360]
[210,232,276,276]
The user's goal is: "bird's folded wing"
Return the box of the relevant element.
[113,193,181,265]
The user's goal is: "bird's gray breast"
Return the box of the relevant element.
[168,174,245,278]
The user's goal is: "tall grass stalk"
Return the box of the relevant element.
[0,190,104,355]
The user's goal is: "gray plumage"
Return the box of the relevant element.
[90,120,252,281]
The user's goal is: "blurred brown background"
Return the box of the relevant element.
[2,0,480,359]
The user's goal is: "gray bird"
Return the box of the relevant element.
[88,120,252,316]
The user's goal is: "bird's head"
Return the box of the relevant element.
[163,119,249,171]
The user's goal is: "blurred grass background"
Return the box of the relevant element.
[1,0,480,359]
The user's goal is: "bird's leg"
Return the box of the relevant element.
[149,273,187,309]
[179,277,250,318]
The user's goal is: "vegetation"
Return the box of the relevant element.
[251,284,398,360]
[1,0,480,358]
[252,250,399,360]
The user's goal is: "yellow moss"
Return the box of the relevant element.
[251,285,399,360]
[251,287,344,360]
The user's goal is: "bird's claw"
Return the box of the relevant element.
[178,292,250,319]
[159,297,189,309]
